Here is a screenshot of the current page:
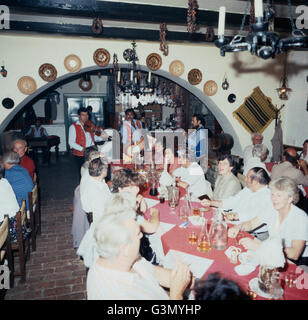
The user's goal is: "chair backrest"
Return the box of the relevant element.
[237,172,246,188]
[19,199,27,226]
[31,184,38,206]
[33,172,37,184]
[0,215,9,262]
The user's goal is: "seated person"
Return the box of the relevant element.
[201,168,273,240]
[80,145,99,178]
[228,177,308,266]
[212,155,242,200]
[0,160,26,242]
[193,273,250,300]
[243,132,264,164]
[243,144,269,176]
[87,195,192,300]
[300,139,308,164]
[172,150,213,200]
[80,157,111,223]
[3,151,34,210]
[13,138,36,181]
[26,118,48,138]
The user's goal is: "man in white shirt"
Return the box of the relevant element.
[87,193,192,300]
[173,151,213,200]
[243,132,264,164]
[243,144,269,176]
[26,118,48,138]
[201,167,273,239]
[68,107,108,179]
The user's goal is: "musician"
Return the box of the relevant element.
[120,108,143,155]
[68,107,108,178]
[26,118,48,138]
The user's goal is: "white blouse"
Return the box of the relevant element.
[0,178,20,221]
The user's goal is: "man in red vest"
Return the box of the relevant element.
[13,138,36,181]
[68,107,106,179]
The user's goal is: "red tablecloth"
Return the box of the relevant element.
[161,224,308,300]
[303,186,308,199]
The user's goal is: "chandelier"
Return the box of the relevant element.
[115,41,178,109]
[215,0,308,60]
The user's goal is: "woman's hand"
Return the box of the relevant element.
[201,199,211,207]
[169,262,192,300]
[228,226,241,238]
[136,194,147,213]
[239,237,261,250]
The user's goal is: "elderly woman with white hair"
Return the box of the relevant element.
[87,192,192,300]
[243,144,269,176]
[229,177,308,265]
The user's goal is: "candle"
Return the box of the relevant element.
[148,72,151,83]
[117,70,121,82]
[218,6,226,37]
[254,0,263,18]
[130,70,133,81]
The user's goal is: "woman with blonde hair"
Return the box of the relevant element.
[228,177,308,265]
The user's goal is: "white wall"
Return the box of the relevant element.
[0,33,307,157]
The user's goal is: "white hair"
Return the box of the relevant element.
[251,132,263,139]
[3,151,20,165]
[94,192,137,259]
[13,139,27,147]
[269,177,299,204]
[252,144,268,158]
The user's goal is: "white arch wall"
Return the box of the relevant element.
[1,33,307,156]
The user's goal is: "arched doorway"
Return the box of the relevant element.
[1,64,242,155]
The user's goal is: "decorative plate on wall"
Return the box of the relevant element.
[203,80,218,96]
[146,53,162,71]
[39,63,57,82]
[79,78,93,91]
[169,60,184,77]
[64,54,82,73]
[2,97,14,109]
[228,93,236,103]
[188,68,202,85]
[93,48,110,67]
[17,76,37,95]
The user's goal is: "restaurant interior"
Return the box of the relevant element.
[0,0,307,302]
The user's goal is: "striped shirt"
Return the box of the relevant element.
[87,257,169,300]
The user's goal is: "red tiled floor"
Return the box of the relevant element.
[4,183,87,300]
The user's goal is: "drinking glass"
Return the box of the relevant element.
[269,272,284,300]
[179,205,190,221]
[285,272,297,288]
[168,186,180,208]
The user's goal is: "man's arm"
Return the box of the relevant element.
[228,216,261,238]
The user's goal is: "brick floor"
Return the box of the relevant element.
[4,155,87,300]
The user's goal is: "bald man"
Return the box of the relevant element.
[271,147,308,186]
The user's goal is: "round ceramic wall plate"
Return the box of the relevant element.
[2,97,14,109]
[146,53,162,71]
[169,60,184,77]
[93,48,110,67]
[203,80,218,96]
[39,63,57,82]
[79,78,93,91]
[228,93,236,103]
[17,76,37,95]
[64,54,82,73]
[188,68,202,85]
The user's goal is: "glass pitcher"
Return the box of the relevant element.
[179,193,191,220]
[209,210,228,250]
[197,219,211,252]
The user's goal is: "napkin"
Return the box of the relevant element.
[255,237,285,268]
[144,198,160,208]
[163,249,214,279]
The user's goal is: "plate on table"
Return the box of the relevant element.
[249,277,283,299]
[234,264,256,276]
[238,251,259,266]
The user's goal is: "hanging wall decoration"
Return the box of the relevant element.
[64,54,82,73]
[188,68,202,85]
[93,48,110,67]
[17,76,37,95]
[39,63,57,82]
[233,86,278,134]
[203,80,218,96]
[146,53,162,71]
[159,23,168,56]
[2,97,14,109]
[169,60,184,77]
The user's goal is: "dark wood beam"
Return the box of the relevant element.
[3,20,230,43]
[2,0,296,32]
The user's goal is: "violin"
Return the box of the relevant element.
[83,120,112,140]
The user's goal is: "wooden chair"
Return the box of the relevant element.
[0,215,14,288]
[237,172,246,188]
[27,184,40,251]
[11,200,30,283]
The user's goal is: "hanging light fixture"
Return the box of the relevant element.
[0,61,7,77]
[215,0,308,60]
[276,53,292,100]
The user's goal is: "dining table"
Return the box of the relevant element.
[110,161,308,300]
